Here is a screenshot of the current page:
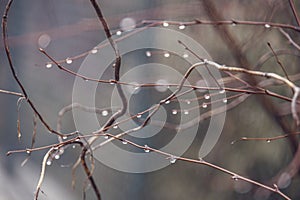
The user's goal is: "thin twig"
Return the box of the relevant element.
[231,131,300,144]
[288,0,300,26]
[142,19,300,32]
[34,148,53,200]
[267,42,291,81]
[0,89,23,97]
[279,28,300,51]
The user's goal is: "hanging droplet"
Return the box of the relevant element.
[59,148,64,154]
[116,31,122,36]
[183,110,189,115]
[46,160,52,166]
[91,48,98,54]
[102,110,108,117]
[162,22,169,27]
[164,52,170,58]
[113,125,118,129]
[183,53,189,58]
[179,25,186,30]
[120,17,136,32]
[145,51,151,57]
[122,140,128,145]
[54,154,60,160]
[109,79,116,85]
[169,155,177,164]
[137,114,142,118]
[265,24,271,28]
[46,63,52,68]
[232,22,237,26]
[172,110,177,115]
[186,100,191,104]
[202,103,208,108]
[26,150,30,154]
[66,58,72,64]
[165,100,170,104]
[222,98,228,103]
[104,135,109,139]
[38,34,51,48]
[266,139,271,143]
[155,79,169,92]
[219,89,225,94]
[204,94,210,99]
[232,175,239,181]
[144,145,150,153]
[62,136,67,140]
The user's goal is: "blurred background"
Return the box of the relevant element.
[1,0,300,199]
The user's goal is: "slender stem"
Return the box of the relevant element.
[288,0,300,26]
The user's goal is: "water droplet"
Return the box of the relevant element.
[53,147,59,150]
[104,135,109,139]
[38,34,51,48]
[183,53,189,58]
[179,25,186,30]
[169,155,177,164]
[186,100,191,104]
[232,175,239,181]
[144,145,150,153]
[109,79,116,85]
[162,22,169,27]
[155,79,169,92]
[102,110,108,117]
[116,31,122,36]
[62,136,67,140]
[265,24,271,28]
[172,110,177,115]
[91,48,98,54]
[232,22,237,26]
[122,140,128,145]
[66,58,72,64]
[266,139,271,143]
[134,86,140,90]
[165,100,170,104]
[183,110,189,115]
[204,94,210,99]
[54,154,60,160]
[46,160,52,166]
[202,103,208,108]
[219,89,225,94]
[164,52,170,58]
[46,63,52,68]
[120,17,136,32]
[72,145,76,149]
[145,51,151,57]
[137,114,142,118]
[277,172,291,189]
[26,150,30,154]
[222,98,228,103]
